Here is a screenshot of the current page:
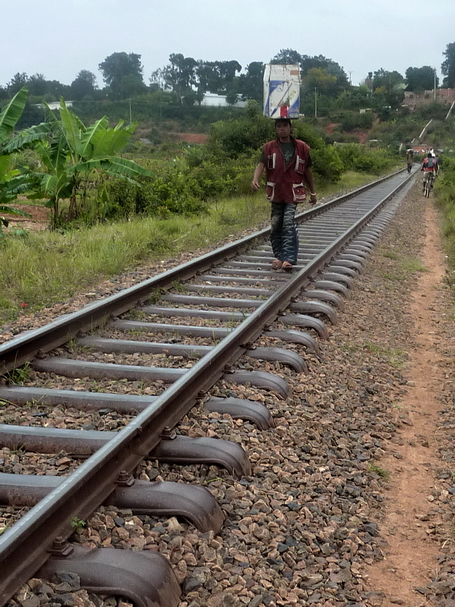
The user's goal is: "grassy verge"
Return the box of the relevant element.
[0,170,393,325]
[433,158,455,286]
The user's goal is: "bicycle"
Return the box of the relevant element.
[422,171,435,197]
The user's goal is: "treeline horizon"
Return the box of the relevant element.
[1,43,455,108]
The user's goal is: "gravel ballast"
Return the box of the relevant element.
[4,184,455,607]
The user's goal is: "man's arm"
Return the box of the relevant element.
[304,167,317,203]
[251,162,265,191]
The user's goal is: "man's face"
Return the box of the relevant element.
[275,121,291,139]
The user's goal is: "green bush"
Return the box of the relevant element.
[311,145,343,183]
[337,111,374,132]
[336,144,396,174]
[208,115,272,159]
[91,154,255,223]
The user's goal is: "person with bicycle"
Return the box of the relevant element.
[421,152,437,195]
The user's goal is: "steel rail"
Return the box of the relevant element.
[0,170,411,604]
[0,170,405,375]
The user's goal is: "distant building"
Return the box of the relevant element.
[35,101,74,110]
[411,145,428,155]
[201,94,246,108]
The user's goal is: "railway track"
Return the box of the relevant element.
[0,169,415,607]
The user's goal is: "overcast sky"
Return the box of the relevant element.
[3,0,454,90]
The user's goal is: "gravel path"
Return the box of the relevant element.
[4,182,455,607]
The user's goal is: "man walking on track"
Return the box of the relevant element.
[251,118,317,271]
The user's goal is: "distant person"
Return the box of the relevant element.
[421,152,437,174]
[251,118,317,271]
[433,151,440,176]
[406,148,414,173]
[421,152,437,192]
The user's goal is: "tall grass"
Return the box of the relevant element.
[0,169,392,324]
[0,194,269,322]
[435,157,455,267]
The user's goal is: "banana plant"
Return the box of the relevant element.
[0,88,31,234]
[6,98,153,227]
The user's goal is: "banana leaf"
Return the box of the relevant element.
[3,122,52,154]
[0,88,28,146]
[55,99,86,158]
[68,156,154,179]
[0,174,33,204]
[79,117,110,158]
[0,204,31,218]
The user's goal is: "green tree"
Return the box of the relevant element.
[99,52,145,100]
[371,69,405,110]
[27,74,48,97]
[442,42,455,88]
[5,99,153,226]
[271,49,349,96]
[194,61,212,94]
[195,61,220,94]
[7,72,70,103]
[163,53,198,101]
[271,49,303,66]
[7,73,29,97]
[195,60,228,95]
[216,60,242,93]
[303,67,337,95]
[301,55,349,89]
[238,61,264,102]
[335,86,371,110]
[71,70,97,100]
[372,68,405,92]
[405,66,436,92]
[149,68,167,91]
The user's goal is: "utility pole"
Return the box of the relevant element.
[433,68,437,100]
[128,98,132,123]
[314,88,317,119]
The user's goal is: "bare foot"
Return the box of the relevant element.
[272,259,283,270]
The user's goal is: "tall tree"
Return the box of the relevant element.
[71,70,97,100]
[271,49,303,66]
[271,49,349,95]
[149,68,167,91]
[216,60,242,93]
[164,53,197,100]
[99,52,145,100]
[238,61,264,102]
[195,61,225,94]
[405,66,437,92]
[7,73,29,97]
[195,61,217,94]
[303,67,337,95]
[369,69,405,111]
[27,74,48,97]
[372,68,405,92]
[442,42,455,88]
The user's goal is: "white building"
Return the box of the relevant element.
[200,94,246,108]
[36,101,74,110]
